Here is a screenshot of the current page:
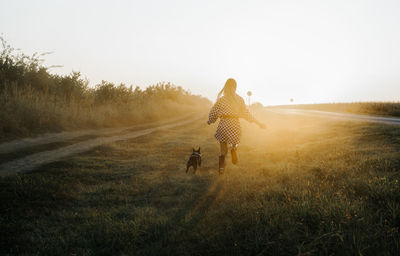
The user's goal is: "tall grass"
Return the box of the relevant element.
[0,37,210,141]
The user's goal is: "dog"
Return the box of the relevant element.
[186,147,201,173]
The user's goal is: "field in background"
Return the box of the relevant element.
[1,109,399,255]
[0,38,210,142]
[267,102,400,117]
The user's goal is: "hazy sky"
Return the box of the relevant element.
[1,0,399,105]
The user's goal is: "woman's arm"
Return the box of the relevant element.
[207,100,220,125]
[239,98,266,129]
[254,119,266,129]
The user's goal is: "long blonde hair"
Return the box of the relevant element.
[217,78,242,114]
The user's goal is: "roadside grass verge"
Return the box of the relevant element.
[269,102,400,117]
[1,113,399,255]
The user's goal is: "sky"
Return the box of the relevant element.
[1,0,399,105]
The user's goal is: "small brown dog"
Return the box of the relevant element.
[186,147,201,173]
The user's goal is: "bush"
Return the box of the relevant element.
[0,37,210,141]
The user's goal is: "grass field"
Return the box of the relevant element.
[1,110,400,255]
[268,102,400,117]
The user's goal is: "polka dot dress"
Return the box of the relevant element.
[208,95,255,145]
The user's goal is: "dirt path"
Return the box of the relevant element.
[270,109,400,126]
[0,114,205,177]
[0,113,195,155]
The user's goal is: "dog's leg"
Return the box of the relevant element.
[193,162,197,173]
[219,155,226,175]
[186,162,190,173]
[231,145,238,165]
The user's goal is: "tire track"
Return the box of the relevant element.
[0,114,205,177]
[0,113,194,155]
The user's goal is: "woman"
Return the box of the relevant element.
[207,78,266,174]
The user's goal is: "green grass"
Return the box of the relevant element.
[1,112,399,255]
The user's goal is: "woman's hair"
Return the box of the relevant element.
[217,78,242,114]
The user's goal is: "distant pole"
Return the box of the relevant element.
[247,91,252,107]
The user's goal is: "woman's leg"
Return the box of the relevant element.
[220,142,228,156]
[231,144,238,164]
[219,142,228,174]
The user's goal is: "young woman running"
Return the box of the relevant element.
[207,78,266,174]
